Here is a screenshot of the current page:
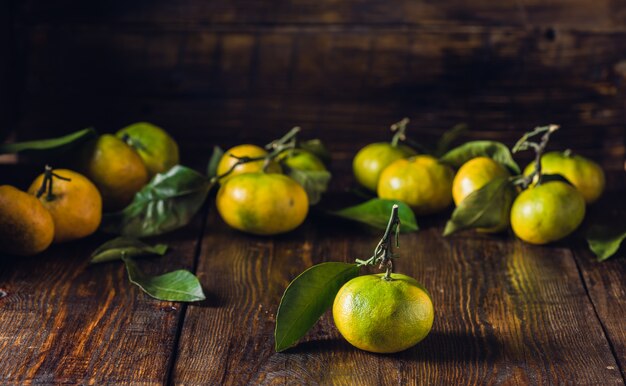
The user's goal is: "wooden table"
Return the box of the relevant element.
[1,161,625,385]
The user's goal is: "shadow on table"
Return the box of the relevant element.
[397,330,509,363]
[283,330,517,364]
[191,290,225,308]
[283,338,355,354]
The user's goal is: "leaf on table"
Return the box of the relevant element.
[330,199,418,233]
[298,139,331,165]
[100,165,212,237]
[207,145,224,178]
[439,140,520,174]
[275,262,360,352]
[443,177,516,236]
[284,166,331,205]
[90,237,168,264]
[586,223,626,262]
[122,256,205,302]
[0,128,96,155]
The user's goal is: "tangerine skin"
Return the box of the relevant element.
[217,144,281,182]
[377,155,454,215]
[116,122,180,178]
[523,151,605,204]
[452,157,510,206]
[510,181,585,245]
[216,173,308,235]
[353,143,416,192]
[0,185,55,256]
[79,134,149,211]
[278,149,326,172]
[333,273,434,354]
[28,169,102,243]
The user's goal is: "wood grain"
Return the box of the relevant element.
[5,3,626,168]
[2,2,626,383]
[12,26,626,168]
[0,165,205,384]
[15,95,625,168]
[15,0,626,30]
[572,247,626,381]
[172,197,624,384]
[17,27,626,100]
[0,0,17,142]
[570,190,626,380]
[0,168,625,384]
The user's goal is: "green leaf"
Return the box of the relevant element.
[434,123,469,157]
[90,237,168,264]
[330,199,418,233]
[586,224,626,261]
[100,165,212,237]
[284,166,331,205]
[440,140,520,174]
[207,146,224,178]
[349,186,377,200]
[443,177,516,236]
[122,256,206,302]
[0,128,96,155]
[298,139,331,164]
[275,262,359,352]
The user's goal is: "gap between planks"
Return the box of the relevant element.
[164,200,213,385]
[569,249,626,382]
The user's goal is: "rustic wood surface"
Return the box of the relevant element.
[0,161,625,385]
[12,0,626,28]
[0,165,206,384]
[2,1,626,384]
[570,191,626,380]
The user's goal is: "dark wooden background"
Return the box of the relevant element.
[1,0,625,168]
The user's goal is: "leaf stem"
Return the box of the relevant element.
[266,126,301,151]
[356,204,401,280]
[211,127,301,182]
[512,124,559,188]
[121,133,149,153]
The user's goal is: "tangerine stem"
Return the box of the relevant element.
[211,128,300,182]
[390,118,410,148]
[265,126,301,150]
[35,165,71,201]
[121,133,149,153]
[356,204,401,280]
[381,204,401,280]
[513,124,559,188]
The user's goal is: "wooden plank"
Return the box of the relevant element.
[12,26,626,167]
[172,197,624,384]
[15,0,626,30]
[572,247,626,380]
[14,94,626,170]
[0,165,205,384]
[570,189,626,380]
[18,27,626,99]
[0,0,17,142]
